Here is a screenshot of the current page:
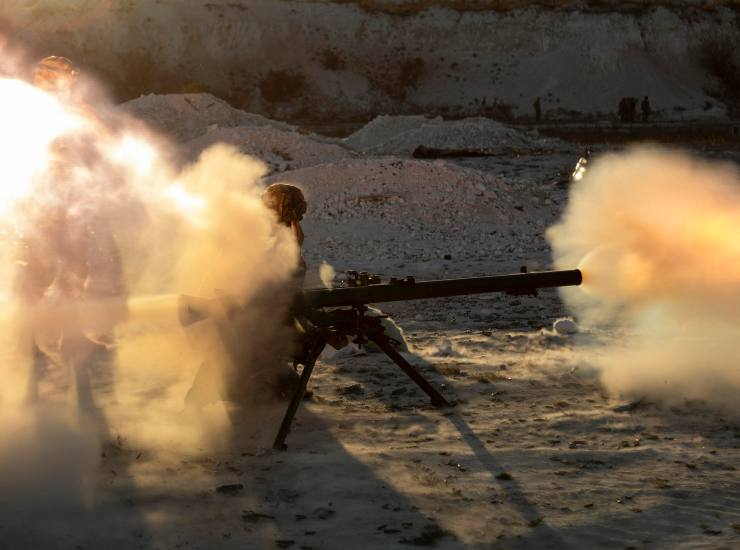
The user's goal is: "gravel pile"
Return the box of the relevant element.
[268,157,565,269]
[182,126,353,173]
[266,157,552,269]
[120,93,292,141]
[344,115,567,156]
[269,157,517,228]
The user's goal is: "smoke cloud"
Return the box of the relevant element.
[0,41,300,523]
[548,146,740,411]
[319,260,336,288]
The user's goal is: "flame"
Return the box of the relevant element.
[553,147,740,306]
[549,146,740,409]
[0,56,298,458]
[166,182,207,221]
[109,134,158,176]
[0,78,85,210]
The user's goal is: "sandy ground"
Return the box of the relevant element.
[2,109,740,549]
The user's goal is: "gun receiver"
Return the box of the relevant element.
[178,268,582,450]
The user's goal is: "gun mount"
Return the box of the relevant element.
[179,268,582,450]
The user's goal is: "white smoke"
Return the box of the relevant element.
[548,146,740,411]
[0,41,301,525]
[319,260,336,288]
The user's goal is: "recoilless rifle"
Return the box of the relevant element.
[179,268,582,450]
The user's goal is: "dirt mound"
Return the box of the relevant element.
[182,126,353,173]
[120,93,292,141]
[268,157,517,229]
[344,115,568,156]
[271,157,558,269]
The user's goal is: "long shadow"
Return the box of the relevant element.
[444,411,570,549]
[511,481,740,549]
[216,399,467,549]
[210,341,564,549]
[0,346,152,549]
[372,341,570,547]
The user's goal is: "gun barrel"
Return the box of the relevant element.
[302,269,582,309]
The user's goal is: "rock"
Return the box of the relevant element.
[311,507,336,520]
[553,318,579,335]
[399,521,454,546]
[242,510,275,522]
[429,341,459,357]
[338,383,364,396]
[216,483,244,496]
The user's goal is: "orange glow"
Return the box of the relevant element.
[0,78,84,211]
[109,134,158,176]
[166,183,207,221]
[553,148,740,305]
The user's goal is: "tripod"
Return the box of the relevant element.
[273,305,451,450]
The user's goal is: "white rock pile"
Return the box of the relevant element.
[268,157,518,230]
[120,93,292,141]
[182,125,353,173]
[120,95,559,267]
[344,115,568,156]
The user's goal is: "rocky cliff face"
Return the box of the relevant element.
[1,1,737,122]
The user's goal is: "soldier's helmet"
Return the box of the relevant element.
[261,183,307,226]
[33,56,80,94]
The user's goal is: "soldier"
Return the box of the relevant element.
[32,56,80,97]
[641,96,652,122]
[261,182,307,283]
[184,184,310,410]
[533,96,542,123]
[261,183,331,397]
[15,56,125,405]
[618,97,629,123]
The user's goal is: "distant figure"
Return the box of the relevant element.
[618,98,627,122]
[533,96,542,123]
[641,96,652,122]
[618,97,637,123]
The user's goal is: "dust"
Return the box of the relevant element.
[548,146,740,411]
[319,260,336,288]
[0,43,299,515]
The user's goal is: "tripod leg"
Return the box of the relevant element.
[368,334,451,407]
[273,340,325,451]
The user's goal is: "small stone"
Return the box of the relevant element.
[215,483,243,496]
[553,318,579,335]
[311,507,336,520]
[338,384,364,396]
[242,510,275,523]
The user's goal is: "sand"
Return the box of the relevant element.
[2,96,739,550]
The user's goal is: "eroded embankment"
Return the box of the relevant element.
[1,1,738,122]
